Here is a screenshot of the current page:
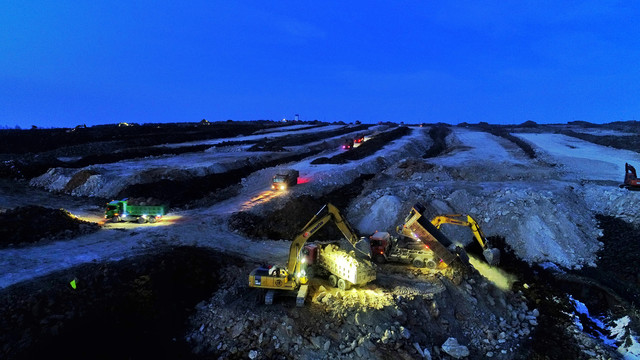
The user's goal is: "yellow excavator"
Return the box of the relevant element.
[248,203,375,306]
[430,214,500,266]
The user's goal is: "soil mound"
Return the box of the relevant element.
[0,206,99,248]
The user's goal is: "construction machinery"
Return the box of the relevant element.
[272,170,299,191]
[397,203,461,267]
[430,214,500,266]
[342,138,354,150]
[620,163,640,190]
[104,199,167,223]
[248,204,375,306]
[369,231,438,268]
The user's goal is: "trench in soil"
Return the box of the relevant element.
[120,125,386,208]
[0,246,239,360]
[487,216,640,359]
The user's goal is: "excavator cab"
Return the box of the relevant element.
[622,163,640,189]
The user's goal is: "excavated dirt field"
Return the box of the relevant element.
[2,120,640,359]
[0,246,235,359]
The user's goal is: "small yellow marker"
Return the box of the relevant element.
[70,279,77,289]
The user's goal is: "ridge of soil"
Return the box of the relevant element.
[0,122,324,180]
[311,126,410,165]
[120,147,330,207]
[0,205,100,248]
[249,124,370,151]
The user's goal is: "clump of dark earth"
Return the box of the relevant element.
[0,246,237,360]
[490,129,536,159]
[229,174,375,240]
[0,205,100,248]
[63,169,99,193]
[311,126,410,165]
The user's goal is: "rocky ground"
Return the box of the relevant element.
[1,120,640,359]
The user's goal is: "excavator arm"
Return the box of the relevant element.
[626,163,638,178]
[431,214,489,249]
[286,205,332,278]
[430,214,499,265]
[326,203,361,247]
[286,203,367,280]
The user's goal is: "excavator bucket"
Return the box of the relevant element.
[483,248,501,266]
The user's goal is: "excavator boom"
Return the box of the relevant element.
[431,214,488,249]
[430,214,499,265]
[286,203,366,274]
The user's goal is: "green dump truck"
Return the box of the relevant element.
[104,199,167,224]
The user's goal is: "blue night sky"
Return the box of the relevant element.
[1,1,639,128]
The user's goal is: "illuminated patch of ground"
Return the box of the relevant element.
[240,190,287,211]
[101,214,185,228]
[468,254,518,291]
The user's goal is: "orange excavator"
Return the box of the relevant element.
[620,163,640,190]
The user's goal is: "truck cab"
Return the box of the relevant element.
[105,201,124,219]
[369,231,393,263]
[271,170,299,190]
